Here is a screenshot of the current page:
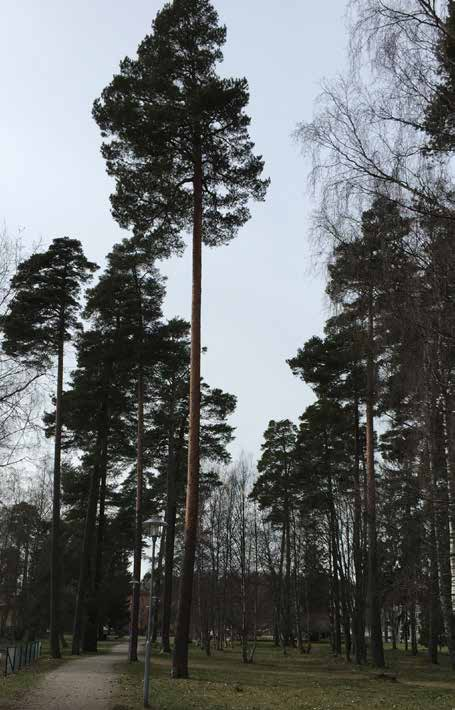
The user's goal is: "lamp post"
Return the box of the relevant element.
[143,516,166,708]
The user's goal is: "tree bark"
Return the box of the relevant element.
[161,414,185,653]
[365,296,385,667]
[353,396,367,664]
[72,387,110,655]
[430,399,455,669]
[428,500,440,665]
[81,435,109,652]
[72,453,102,655]
[50,330,64,659]
[129,366,144,663]
[172,148,203,678]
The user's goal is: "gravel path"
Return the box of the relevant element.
[20,643,128,710]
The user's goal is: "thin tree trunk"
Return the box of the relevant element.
[240,480,248,664]
[430,400,455,669]
[72,385,110,655]
[161,415,185,653]
[80,436,109,653]
[353,396,367,664]
[72,454,102,655]
[326,451,342,657]
[278,521,287,655]
[94,437,109,644]
[129,366,144,663]
[366,296,385,668]
[50,332,64,659]
[391,608,397,650]
[248,506,259,663]
[172,148,203,679]
[410,601,418,656]
[284,505,292,647]
[404,607,409,652]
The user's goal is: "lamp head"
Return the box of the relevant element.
[145,516,166,539]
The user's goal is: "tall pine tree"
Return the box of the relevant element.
[2,237,96,658]
[93,0,268,677]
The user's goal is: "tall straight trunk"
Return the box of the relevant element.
[429,400,455,669]
[329,512,342,656]
[79,435,109,651]
[50,331,64,659]
[421,435,439,665]
[328,536,335,653]
[72,388,110,655]
[338,548,351,662]
[240,484,248,664]
[21,538,30,639]
[161,415,185,652]
[129,366,144,663]
[72,454,102,655]
[94,439,109,643]
[410,601,418,655]
[404,608,409,652]
[390,608,397,650]
[326,443,342,657]
[248,508,259,663]
[443,395,455,619]
[284,503,292,646]
[353,397,367,664]
[428,503,440,665]
[172,150,203,679]
[291,515,304,653]
[365,297,385,667]
[278,520,287,654]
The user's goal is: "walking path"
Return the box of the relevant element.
[19,643,128,710]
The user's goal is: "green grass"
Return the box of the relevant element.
[114,641,455,710]
[0,636,118,708]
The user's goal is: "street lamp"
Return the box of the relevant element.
[143,516,166,709]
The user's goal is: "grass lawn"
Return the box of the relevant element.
[114,641,455,710]
[0,636,117,708]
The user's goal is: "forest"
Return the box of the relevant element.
[2,1,455,709]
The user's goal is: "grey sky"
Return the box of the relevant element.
[1,1,347,461]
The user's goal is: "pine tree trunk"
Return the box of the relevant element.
[71,454,102,655]
[353,397,367,663]
[50,332,64,659]
[291,516,304,653]
[327,453,342,657]
[240,485,248,664]
[391,608,397,650]
[284,503,292,647]
[365,298,385,667]
[430,400,455,669]
[72,385,110,656]
[278,521,287,655]
[428,503,440,665]
[161,416,184,653]
[330,524,342,656]
[410,601,418,655]
[172,149,203,678]
[129,366,144,663]
[79,435,109,652]
[94,440,109,643]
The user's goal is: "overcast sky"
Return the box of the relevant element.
[1,1,347,461]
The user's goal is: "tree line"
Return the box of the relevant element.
[0,0,268,680]
[3,0,455,683]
